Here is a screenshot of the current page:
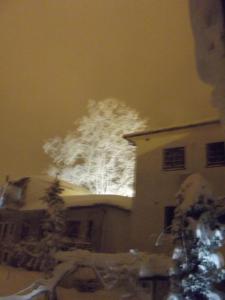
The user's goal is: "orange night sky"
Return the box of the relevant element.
[0,0,218,179]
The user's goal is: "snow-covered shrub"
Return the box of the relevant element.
[168,174,225,300]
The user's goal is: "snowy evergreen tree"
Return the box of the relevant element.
[168,174,225,300]
[43,98,147,197]
[40,178,66,272]
[41,178,66,247]
[3,179,67,273]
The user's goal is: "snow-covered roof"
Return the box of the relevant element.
[0,176,132,212]
[124,119,220,144]
[27,175,90,196]
[22,194,132,212]
[19,176,132,212]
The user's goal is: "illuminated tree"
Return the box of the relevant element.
[43,99,146,197]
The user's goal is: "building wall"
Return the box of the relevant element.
[64,205,130,252]
[0,209,23,243]
[131,122,225,252]
[0,204,130,254]
[21,210,45,240]
[66,206,105,251]
[100,206,131,253]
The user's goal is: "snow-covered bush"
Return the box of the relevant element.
[168,174,225,300]
[43,99,147,197]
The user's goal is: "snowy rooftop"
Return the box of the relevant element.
[16,176,132,212]
[23,194,132,211]
[124,119,220,144]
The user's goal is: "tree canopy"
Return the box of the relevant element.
[43,99,147,197]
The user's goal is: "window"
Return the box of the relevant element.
[21,223,30,240]
[206,142,225,167]
[3,252,8,262]
[9,224,15,235]
[164,206,176,233]
[163,147,185,170]
[67,221,81,238]
[87,220,94,240]
[2,223,8,240]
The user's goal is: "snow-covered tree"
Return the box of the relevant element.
[35,178,67,273]
[43,99,147,197]
[41,178,66,250]
[168,174,225,300]
[5,179,68,273]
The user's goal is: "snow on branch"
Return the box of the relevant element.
[43,99,147,197]
[168,173,225,300]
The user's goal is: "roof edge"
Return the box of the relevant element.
[124,119,221,142]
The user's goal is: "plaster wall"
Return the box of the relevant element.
[67,206,105,251]
[131,122,225,252]
[17,204,130,253]
[100,207,131,253]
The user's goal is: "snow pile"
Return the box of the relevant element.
[0,285,47,300]
[0,249,172,300]
[0,265,133,300]
[57,287,124,300]
[0,266,41,297]
[55,249,172,277]
[141,253,172,277]
[0,262,152,300]
[24,194,132,211]
[175,173,213,212]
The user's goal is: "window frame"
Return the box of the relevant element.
[206,141,225,167]
[67,220,81,238]
[162,146,186,171]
